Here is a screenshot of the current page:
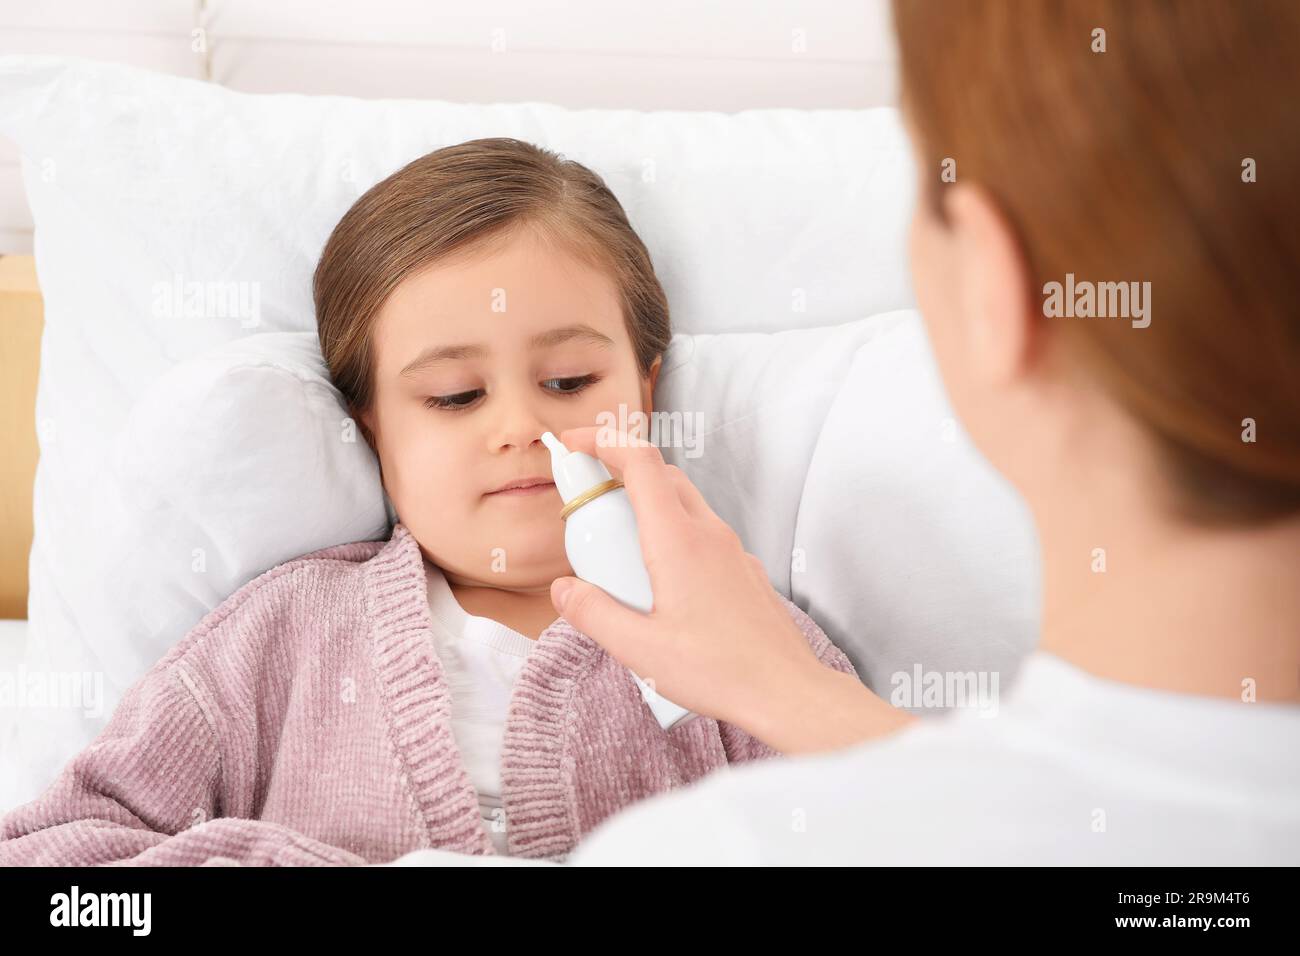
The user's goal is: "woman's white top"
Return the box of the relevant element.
[568,651,1300,864]
[424,561,539,856]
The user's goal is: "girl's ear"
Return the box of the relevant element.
[641,355,662,414]
[356,406,380,452]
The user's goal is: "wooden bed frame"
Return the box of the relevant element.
[0,254,41,619]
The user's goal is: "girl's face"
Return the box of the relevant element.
[362,225,660,591]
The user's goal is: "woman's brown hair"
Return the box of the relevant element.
[892,0,1300,523]
[314,137,670,450]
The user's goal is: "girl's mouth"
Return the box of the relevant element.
[486,479,556,498]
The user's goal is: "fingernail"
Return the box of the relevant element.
[551,577,573,608]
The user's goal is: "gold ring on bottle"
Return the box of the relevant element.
[558,478,624,521]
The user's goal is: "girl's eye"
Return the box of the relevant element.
[422,374,600,412]
[542,373,601,395]
[424,389,482,411]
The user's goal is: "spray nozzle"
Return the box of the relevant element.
[542,430,613,503]
[540,431,566,456]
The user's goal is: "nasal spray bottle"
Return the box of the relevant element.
[541,430,696,731]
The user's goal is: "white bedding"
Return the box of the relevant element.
[0,619,33,814]
[0,619,24,667]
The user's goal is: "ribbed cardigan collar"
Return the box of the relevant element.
[362,520,602,861]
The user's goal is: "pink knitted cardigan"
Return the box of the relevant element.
[0,521,858,866]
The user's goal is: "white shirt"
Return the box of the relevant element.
[566,651,1300,865]
[424,561,538,855]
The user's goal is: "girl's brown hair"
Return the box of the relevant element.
[314,137,671,450]
[892,0,1300,524]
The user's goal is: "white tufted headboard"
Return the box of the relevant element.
[0,0,900,254]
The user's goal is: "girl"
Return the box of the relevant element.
[0,137,856,865]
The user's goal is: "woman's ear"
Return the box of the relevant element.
[943,183,1036,388]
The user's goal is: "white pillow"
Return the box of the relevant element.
[655,316,915,598]
[793,312,1042,696]
[109,333,390,688]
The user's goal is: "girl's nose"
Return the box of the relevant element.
[490,390,550,451]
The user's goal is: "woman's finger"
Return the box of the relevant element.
[558,424,689,530]
[557,425,661,479]
[618,458,692,562]
[558,425,721,528]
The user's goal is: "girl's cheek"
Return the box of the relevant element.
[594,372,645,411]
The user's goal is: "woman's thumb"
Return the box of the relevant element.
[550,576,642,657]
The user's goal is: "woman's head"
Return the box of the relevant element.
[892,0,1299,527]
[314,137,669,589]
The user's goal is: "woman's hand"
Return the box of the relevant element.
[548,426,913,753]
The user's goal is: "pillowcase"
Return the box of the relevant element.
[654,314,916,598]
[109,333,391,689]
[792,312,1041,696]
